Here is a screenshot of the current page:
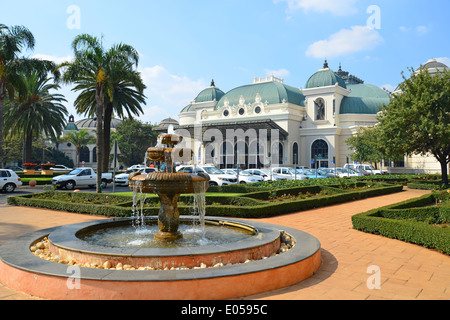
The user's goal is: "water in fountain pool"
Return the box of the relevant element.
[79,222,254,249]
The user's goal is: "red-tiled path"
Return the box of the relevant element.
[0,188,449,300]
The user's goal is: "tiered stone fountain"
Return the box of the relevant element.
[129,134,210,242]
[0,133,322,300]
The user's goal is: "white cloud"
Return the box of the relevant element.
[274,0,358,17]
[264,68,290,78]
[381,84,395,93]
[139,65,207,122]
[140,65,206,106]
[306,25,383,59]
[416,25,430,36]
[32,54,73,65]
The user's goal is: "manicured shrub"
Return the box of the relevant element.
[352,193,450,255]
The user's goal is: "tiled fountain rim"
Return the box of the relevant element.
[49,217,280,257]
[0,217,321,282]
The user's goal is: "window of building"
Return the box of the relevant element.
[79,146,90,163]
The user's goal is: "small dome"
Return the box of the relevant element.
[75,118,122,129]
[180,80,225,113]
[305,68,347,89]
[421,58,448,70]
[340,84,390,115]
[195,81,225,103]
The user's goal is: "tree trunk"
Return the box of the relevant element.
[440,159,449,185]
[25,131,33,163]
[95,85,104,194]
[102,103,113,173]
[0,82,5,169]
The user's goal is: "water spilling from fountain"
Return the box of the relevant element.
[0,133,321,300]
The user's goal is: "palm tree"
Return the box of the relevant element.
[73,62,146,172]
[59,34,140,192]
[3,72,68,163]
[0,24,59,168]
[61,129,95,167]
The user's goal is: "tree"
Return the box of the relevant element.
[60,34,140,192]
[345,126,400,169]
[111,118,157,167]
[377,67,450,184]
[61,129,95,167]
[0,24,58,168]
[72,60,146,173]
[3,72,67,163]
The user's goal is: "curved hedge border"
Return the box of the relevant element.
[352,194,450,255]
[8,184,404,219]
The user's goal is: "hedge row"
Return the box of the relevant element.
[8,184,403,219]
[352,194,450,255]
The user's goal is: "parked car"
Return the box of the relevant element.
[6,166,24,172]
[0,169,23,193]
[222,169,264,184]
[50,165,73,172]
[320,168,361,178]
[244,169,287,181]
[52,167,113,190]
[344,164,383,175]
[296,168,332,179]
[177,165,237,186]
[114,167,158,187]
[272,167,309,180]
[127,164,147,171]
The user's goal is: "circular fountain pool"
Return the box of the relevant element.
[0,216,321,300]
[78,219,256,249]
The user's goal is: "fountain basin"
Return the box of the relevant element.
[0,217,321,300]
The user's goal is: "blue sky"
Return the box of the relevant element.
[1,0,449,124]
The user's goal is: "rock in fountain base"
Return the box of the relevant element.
[0,217,321,300]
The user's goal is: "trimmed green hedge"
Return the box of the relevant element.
[8,183,404,219]
[352,194,450,255]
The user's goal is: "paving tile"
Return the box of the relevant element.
[1,188,449,300]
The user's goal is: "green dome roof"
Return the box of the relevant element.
[215,81,305,110]
[340,84,390,115]
[305,69,347,89]
[195,86,225,103]
[181,81,225,113]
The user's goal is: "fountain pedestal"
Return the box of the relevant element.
[130,134,209,242]
[155,193,182,241]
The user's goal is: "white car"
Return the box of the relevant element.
[50,165,73,172]
[114,167,158,186]
[321,168,361,178]
[0,169,23,193]
[244,169,287,181]
[222,169,264,184]
[272,167,309,180]
[177,165,238,187]
[127,164,147,171]
[344,164,383,175]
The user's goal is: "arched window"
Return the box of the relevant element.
[292,143,299,166]
[205,143,215,164]
[249,140,265,169]
[92,147,97,163]
[79,146,90,163]
[311,140,329,168]
[272,142,284,165]
[220,141,234,169]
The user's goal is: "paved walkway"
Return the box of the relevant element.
[0,188,449,300]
